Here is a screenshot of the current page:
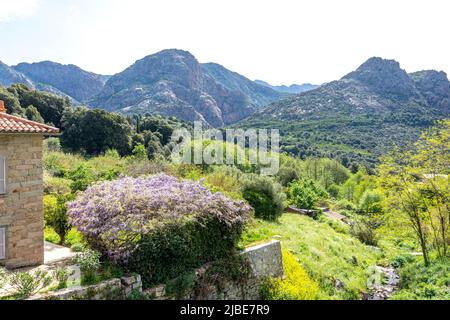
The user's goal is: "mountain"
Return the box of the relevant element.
[89,49,283,127]
[14,61,106,102]
[240,57,450,169]
[0,61,35,88]
[255,80,319,94]
[201,63,283,106]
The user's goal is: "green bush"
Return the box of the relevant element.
[288,179,328,210]
[241,174,286,220]
[8,270,52,299]
[129,217,245,288]
[391,258,450,300]
[74,249,101,285]
[357,190,383,215]
[53,267,74,290]
[67,164,95,193]
[350,218,378,246]
[44,193,75,245]
[391,254,415,269]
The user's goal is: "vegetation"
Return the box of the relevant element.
[241,174,286,220]
[22,96,447,301]
[241,214,383,299]
[288,179,328,210]
[43,193,75,245]
[260,250,319,300]
[379,120,450,266]
[67,174,251,287]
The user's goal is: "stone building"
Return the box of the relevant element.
[0,100,59,268]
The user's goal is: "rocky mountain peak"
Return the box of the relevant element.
[14,61,105,102]
[344,57,417,99]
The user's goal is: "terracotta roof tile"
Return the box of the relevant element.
[0,113,59,134]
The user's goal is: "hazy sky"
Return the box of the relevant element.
[1,0,449,85]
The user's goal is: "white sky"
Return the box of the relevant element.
[0,0,449,85]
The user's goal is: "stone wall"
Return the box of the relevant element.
[146,240,284,300]
[0,134,44,268]
[29,275,142,300]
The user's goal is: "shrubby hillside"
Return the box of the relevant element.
[240,57,450,169]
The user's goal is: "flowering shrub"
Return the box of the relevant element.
[260,250,319,300]
[68,174,251,286]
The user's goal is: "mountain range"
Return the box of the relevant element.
[240,57,450,168]
[0,49,299,127]
[254,80,319,94]
[1,51,449,168]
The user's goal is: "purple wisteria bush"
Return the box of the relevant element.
[67,174,251,277]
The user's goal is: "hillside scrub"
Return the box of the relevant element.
[241,214,383,299]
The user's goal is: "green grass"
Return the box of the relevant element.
[391,258,450,300]
[240,213,384,299]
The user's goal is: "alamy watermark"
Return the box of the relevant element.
[170,122,280,175]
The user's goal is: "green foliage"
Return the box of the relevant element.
[350,218,378,246]
[391,258,450,300]
[61,107,133,156]
[131,143,147,160]
[0,268,7,290]
[74,250,101,285]
[277,154,302,186]
[44,137,62,153]
[241,174,286,220]
[5,83,71,126]
[43,193,75,245]
[357,190,383,215]
[260,250,319,300]
[129,217,245,288]
[165,271,197,299]
[391,254,415,269]
[53,267,74,290]
[379,120,450,266]
[70,243,86,253]
[240,214,382,299]
[0,86,23,115]
[25,105,44,123]
[8,270,52,299]
[67,164,95,193]
[288,179,328,210]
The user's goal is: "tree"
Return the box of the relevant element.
[61,107,133,156]
[25,105,44,123]
[288,179,328,210]
[379,120,450,265]
[8,84,70,127]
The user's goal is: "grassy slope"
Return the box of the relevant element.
[240,214,384,300]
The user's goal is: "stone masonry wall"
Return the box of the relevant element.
[0,134,44,268]
[29,275,142,300]
[146,240,284,300]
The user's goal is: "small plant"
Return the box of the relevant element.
[260,250,319,300]
[391,254,415,269]
[74,249,101,285]
[9,270,52,299]
[350,218,378,246]
[127,289,149,300]
[0,268,8,290]
[288,179,328,210]
[53,267,74,290]
[71,243,85,253]
[44,193,75,245]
